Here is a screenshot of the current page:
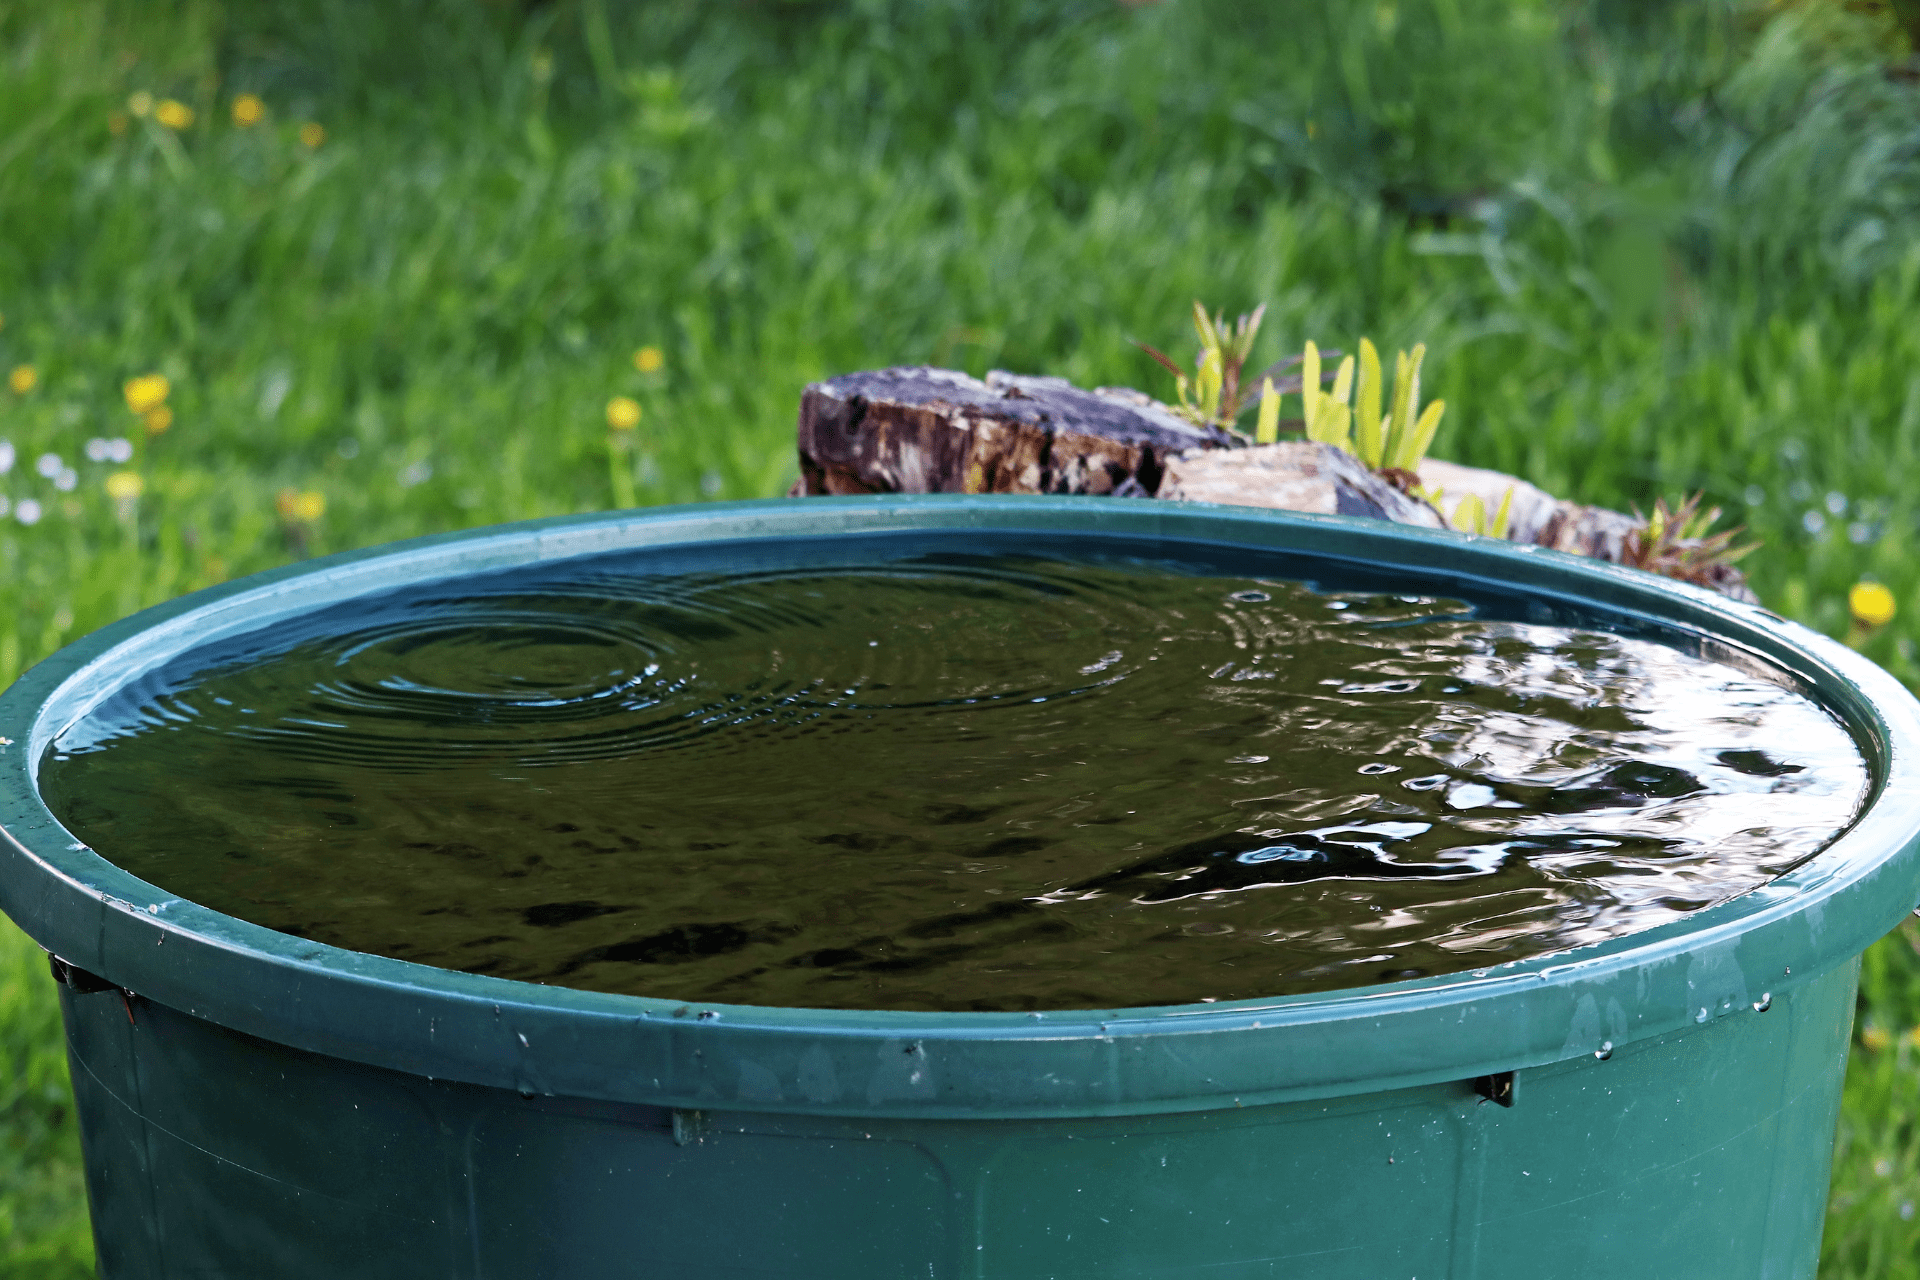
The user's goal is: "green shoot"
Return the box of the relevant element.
[1621,492,1759,587]
[1301,341,1320,432]
[1302,337,1444,475]
[1138,308,1446,473]
[1435,485,1514,538]
[1135,300,1269,432]
[1303,341,1357,451]
[1254,378,1281,444]
[1355,338,1385,467]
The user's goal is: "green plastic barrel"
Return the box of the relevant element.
[4,495,1917,1280]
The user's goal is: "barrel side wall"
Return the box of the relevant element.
[63,958,1855,1280]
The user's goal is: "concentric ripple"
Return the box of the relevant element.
[39,541,1869,1010]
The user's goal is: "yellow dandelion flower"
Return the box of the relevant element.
[104,471,144,502]
[143,405,173,435]
[128,91,154,118]
[8,364,36,395]
[1851,581,1896,629]
[275,489,326,522]
[231,93,265,128]
[109,110,130,137]
[633,345,665,374]
[299,122,326,149]
[1863,1025,1892,1052]
[124,373,170,415]
[154,99,194,131]
[606,396,642,431]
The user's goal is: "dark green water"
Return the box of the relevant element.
[39,541,1867,1011]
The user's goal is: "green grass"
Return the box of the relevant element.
[1828,921,1920,1277]
[5,0,1920,1271]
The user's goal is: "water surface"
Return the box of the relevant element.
[40,539,1868,1010]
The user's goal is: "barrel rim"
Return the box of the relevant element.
[4,494,1916,1118]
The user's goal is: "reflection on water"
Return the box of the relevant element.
[39,546,1868,1010]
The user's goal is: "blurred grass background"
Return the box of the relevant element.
[5,0,1920,1272]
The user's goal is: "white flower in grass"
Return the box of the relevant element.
[16,498,43,525]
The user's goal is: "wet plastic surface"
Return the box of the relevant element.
[6,495,1919,1278]
[58,959,1855,1278]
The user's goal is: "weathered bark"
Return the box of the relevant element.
[1161,442,1446,528]
[1535,502,1645,563]
[790,367,1230,498]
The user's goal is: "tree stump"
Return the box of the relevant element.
[787,365,1757,602]
[790,367,1230,497]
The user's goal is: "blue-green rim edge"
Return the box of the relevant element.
[2,493,1917,1121]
